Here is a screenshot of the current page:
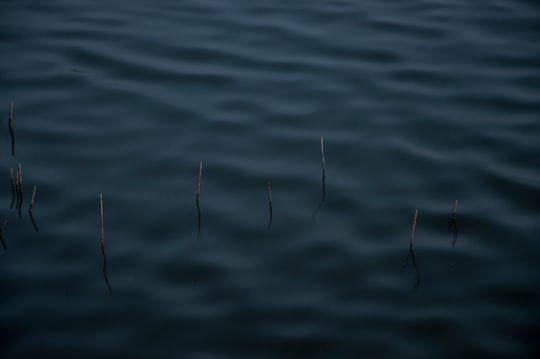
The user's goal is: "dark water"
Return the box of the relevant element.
[1,1,540,357]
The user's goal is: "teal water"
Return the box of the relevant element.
[1,1,539,358]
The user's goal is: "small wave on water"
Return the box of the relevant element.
[1,0,540,358]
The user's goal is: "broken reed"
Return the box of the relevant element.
[99,193,105,247]
[452,199,458,220]
[9,101,15,156]
[196,161,203,234]
[267,181,272,229]
[0,219,7,251]
[29,186,37,211]
[196,160,203,204]
[10,168,15,208]
[410,209,418,250]
[15,164,23,217]
[28,186,39,232]
[320,136,326,190]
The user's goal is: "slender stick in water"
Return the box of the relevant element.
[28,185,39,232]
[196,160,203,235]
[267,181,273,229]
[9,101,15,157]
[99,193,112,293]
[15,170,20,210]
[10,168,15,209]
[100,193,105,247]
[0,219,7,251]
[449,200,459,248]
[321,136,326,194]
[16,164,23,218]
[312,136,327,222]
[410,209,418,250]
[29,185,37,211]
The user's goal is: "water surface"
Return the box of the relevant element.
[1,1,539,358]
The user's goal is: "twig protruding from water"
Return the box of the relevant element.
[196,160,203,235]
[410,209,418,250]
[267,181,273,229]
[312,136,327,222]
[321,136,326,194]
[16,164,23,218]
[449,200,459,247]
[99,193,112,293]
[10,168,15,209]
[0,219,7,251]
[29,185,39,232]
[100,193,105,247]
[9,101,15,157]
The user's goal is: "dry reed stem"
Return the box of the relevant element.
[197,160,202,201]
[267,181,273,229]
[29,185,37,211]
[321,136,326,181]
[452,200,458,220]
[17,164,23,216]
[8,101,13,128]
[410,209,418,250]
[99,193,104,247]
[9,101,15,156]
[0,219,7,251]
[10,168,15,209]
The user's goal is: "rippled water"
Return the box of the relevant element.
[1,1,539,358]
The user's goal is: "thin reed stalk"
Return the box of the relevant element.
[16,164,23,218]
[196,161,202,235]
[9,101,15,157]
[99,193,105,247]
[99,193,111,293]
[267,181,273,229]
[10,168,15,209]
[450,199,459,248]
[321,136,326,192]
[29,185,37,211]
[0,219,7,251]
[410,209,418,250]
[28,186,39,232]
